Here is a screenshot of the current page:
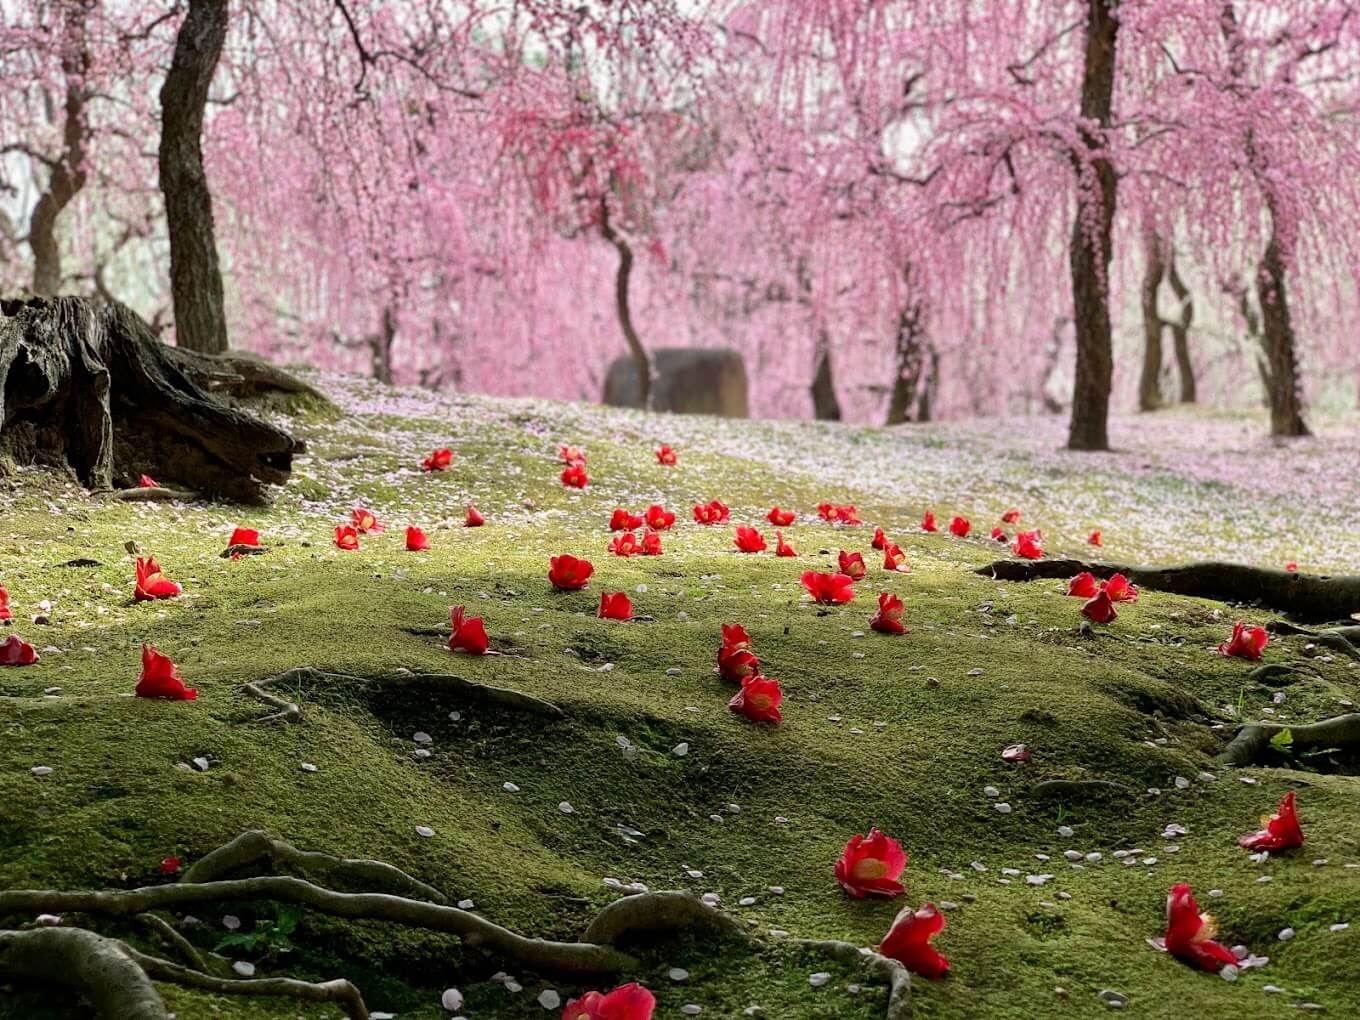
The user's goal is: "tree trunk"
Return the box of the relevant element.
[885,300,930,425]
[810,335,842,421]
[1165,251,1196,402]
[159,0,229,355]
[28,0,93,296]
[1066,0,1120,451]
[598,200,652,410]
[372,306,395,385]
[1138,231,1166,412]
[1257,233,1311,437]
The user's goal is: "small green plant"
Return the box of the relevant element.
[214,906,304,959]
[1269,728,1294,754]
[1055,803,1069,826]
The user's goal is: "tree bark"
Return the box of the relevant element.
[1138,230,1166,411]
[810,334,842,421]
[885,299,936,425]
[598,200,652,410]
[28,0,93,296]
[1066,0,1120,451]
[372,306,394,385]
[1257,232,1311,437]
[1165,250,1196,402]
[159,0,229,354]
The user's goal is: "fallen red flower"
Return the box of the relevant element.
[879,903,949,980]
[465,505,485,527]
[406,526,429,551]
[0,584,10,621]
[135,557,182,601]
[334,525,360,551]
[228,527,260,547]
[718,645,761,684]
[1101,572,1139,602]
[449,605,489,655]
[1001,509,1021,524]
[1285,561,1298,572]
[1081,589,1118,624]
[949,516,971,538]
[561,463,589,488]
[160,857,181,875]
[883,543,910,573]
[645,504,676,531]
[871,527,887,550]
[818,503,860,524]
[734,526,767,553]
[729,674,783,724]
[656,445,677,466]
[720,624,753,653]
[352,507,383,533]
[562,982,655,1020]
[802,571,855,605]
[774,530,797,557]
[1067,572,1099,598]
[693,500,730,525]
[610,508,644,532]
[835,828,908,898]
[1219,621,1268,661]
[870,593,907,635]
[1163,883,1239,973]
[990,527,1007,542]
[137,644,197,700]
[838,550,867,581]
[1088,529,1103,547]
[1239,790,1304,852]
[609,532,641,557]
[1012,529,1043,559]
[768,506,796,527]
[920,511,938,533]
[0,634,39,666]
[422,448,453,472]
[1001,743,1031,763]
[559,445,586,465]
[641,530,664,556]
[549,555,593,591]
[138,474,158,488]
[599,592,633,621]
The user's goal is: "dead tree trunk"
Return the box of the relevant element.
[159,0,230,355]
[1257,233,1311,437]
[1066,0,1120,451]
[1165,251,1196,403]
[1138,230,1166,412]
[0,296,301,502]
[598,199,652,410]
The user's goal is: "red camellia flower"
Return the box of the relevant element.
[801,571,855,605]
[949,516,971,538]
[559,445,586,465]
[838,550,867,581]
[768,506,796,527]
[718,645,761,684]
[465,505,485,528]
[816,503,834,521]
[879,903,949,980]
[645,504,676,531]
[138,474,159,488]
[334,525,360,551]
[422,448,453,472]
[352,507,383,533]
[562,982,655,1020]
[729,675,783,724]
[1081,589,1118,624]
[134,557,182,601]
[599,592,634,621]
[1101,572,1138,602]
[871,527,887,550]
[835,829,908,898]
[871,593,907,635]
[549,555,593,591]
[406,526,429,551]
[610,532,641,557]
[990,527,1007,542]
[0,584,11,621]
[693,500,730,525]
[1163,883,1239,973]
[920,510,939,533]
[1285,561,1298,572]
[1088,529,1103,546]
[721,623,753,652]
[561,463,589,488]
[734,526,767,553]
[1067,572,1099,598]
[449,605,489,655]
[137,644,197,700]
[228,527,260,547]
[1012,529,1043,559]
[0,634,39,666]
[610,508,644,532]
[883,543,910,573]
[1001,509,1021,524]
[160,856,181,875]
[656,445,677,466]
[818,503,860,524]
[1219,621,1268,661]
[1239,790,1304,852]
[641,530,664,556]
[775,531,797,557]
[1001,743,1031,763]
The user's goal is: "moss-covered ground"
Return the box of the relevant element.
[2,378,1357,1018]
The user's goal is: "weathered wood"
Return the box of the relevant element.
[0,296,301,502]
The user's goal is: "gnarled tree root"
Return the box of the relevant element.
[135,912,206,970]
[796,939,911,1020]
[181,830,447,903]
[582,891,749,946]
[110,486,200,503]
[976,559,1360,622]
[1216,713,1360,766]
[0,926,169,1020]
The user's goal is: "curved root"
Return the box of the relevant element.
[134,912,206,970]
[796,939,911,1020]
[0,926,169,1020]
[181,830,447,903]
[1247,663,1316,687]
[241,666,317,724]
[582,891,749,947]
[976,559,1360,622]
[375,672,564,719]
[110,486,200,503]
[1216,712,1360,766]
[0,876,635,977]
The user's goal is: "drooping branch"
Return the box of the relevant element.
[976,559,1360,621]
[0,927,169,1020]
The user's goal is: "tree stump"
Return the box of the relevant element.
[0,295,302,502]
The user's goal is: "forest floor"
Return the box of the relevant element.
[2,377,1358,1020]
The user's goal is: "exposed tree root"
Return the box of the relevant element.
[181,830,447,903]
[582,891,749,946]
[241,666,317,724]
[111,486,200,502]
[162,346,329,404]
[1268,622,1360,642]
[1216,713,1360,766]
[1029,779,1128,799]
[220,543,268,558]
[0,926,169,1020]
[976,559,1360,622]
[134,912,206,970]
[1246,663,1317,687]
[796,939,911,1020]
